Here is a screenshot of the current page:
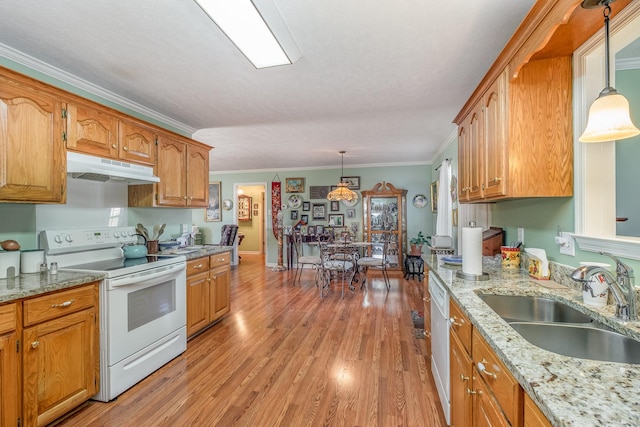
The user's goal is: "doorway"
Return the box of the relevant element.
[235,183,267,259]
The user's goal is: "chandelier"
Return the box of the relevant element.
[327,151,358,202]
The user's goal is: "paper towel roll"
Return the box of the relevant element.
[462,226,483,275]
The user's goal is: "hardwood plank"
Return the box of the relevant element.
[52,255,446,427]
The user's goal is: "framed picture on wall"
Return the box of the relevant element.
[291,210,298,220]
[312,203,326,220]
[430,180,439,213]
[328,214,344,227]
[286,177,305,193]
[301,214,309,224]
[205,182,221,222]
[340,176,360,190]
[330,201,340,211]
[347,208,356,218]
[303,201,310,211]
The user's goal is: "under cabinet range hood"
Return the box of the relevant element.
[66,152,160,184]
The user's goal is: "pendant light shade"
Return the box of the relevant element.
[580,89,640,142]
[579,0,640,143]
[327,151,358,202]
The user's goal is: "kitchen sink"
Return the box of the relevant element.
[478,293,640,364]
[509,322,640,364]
[477,294,593,323]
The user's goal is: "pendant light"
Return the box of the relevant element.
[327,151,358,202]
[579,0,640,143]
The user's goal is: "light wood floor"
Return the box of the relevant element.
[54,254,446,427]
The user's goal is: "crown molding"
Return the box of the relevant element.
[0,42,196,135]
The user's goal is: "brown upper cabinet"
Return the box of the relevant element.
[128,133,210,208]
[64,101,156,167]
[117,118,157,166]
[0,65,212,206]
[0,70,66,203]
[455,0,633,203]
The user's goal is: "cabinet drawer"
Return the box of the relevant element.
[472,328,523,426]
[23,284,97,327]
[209,252,230,268]
[0,303,16,334]
[450,300,472,355]
[187,257,210,276]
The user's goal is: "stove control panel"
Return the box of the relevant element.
[41,227,139,254]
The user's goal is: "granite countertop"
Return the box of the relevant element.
[0,271,105,304]
[425,254,640,427]
[159,245,233,261]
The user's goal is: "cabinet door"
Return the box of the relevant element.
[450,333,472,427]
[524,394,552,427]
[210,265,230,322]
[156,134,187,206]
[473,375,510,427]
[187,271,210,337]
[0,331,18,427]
[118,119,156,166]
[467,106,484,201]
[186,144,210,207]
[65,102,119,159]
[457,122,471,202]
[482,72,507,199]
[0,78,65,202]
[23,308,97,427]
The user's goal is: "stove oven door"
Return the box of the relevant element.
[105,262,186,367]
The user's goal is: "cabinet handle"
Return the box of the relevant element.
[477,361,497,379]
[212,275,217,279]
[112,144,117,149]
[423,296,430,302]
[488,176,502,184]
[31,341,40,349]
[423,330,431,338]
[193,264,204,269]
[123,146,129,151]
[460,374,469,382]
[51,299,75,308]
[449,316,463,328]
[184,196,188,200]
[466,388,477,396]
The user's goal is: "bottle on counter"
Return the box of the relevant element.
[49,262,58,275]
[40,262,48,276]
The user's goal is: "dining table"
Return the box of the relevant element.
[325,240,373,287]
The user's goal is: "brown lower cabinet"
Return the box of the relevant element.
[0,282,100,427]
[186,252,231,337]
[450,298,552,427]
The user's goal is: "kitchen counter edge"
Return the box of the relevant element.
[0,271,106,303]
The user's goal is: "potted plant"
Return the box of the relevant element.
[410,231,429,255]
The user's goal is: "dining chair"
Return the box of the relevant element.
[357,232,391,291]
[317,240,355,298]
[292,232,321,286]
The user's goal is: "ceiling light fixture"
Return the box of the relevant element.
[194,0,300,69]
[579,0,640,143]
[327,151,358,203]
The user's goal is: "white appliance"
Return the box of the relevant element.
[429,270,450,424]
[41,227,187,402]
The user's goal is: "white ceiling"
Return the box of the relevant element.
[0,0,536,172]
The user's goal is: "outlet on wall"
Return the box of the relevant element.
[517,227,524,244]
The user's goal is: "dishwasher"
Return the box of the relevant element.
[429,270,450,424]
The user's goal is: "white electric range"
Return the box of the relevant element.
[41,226,187,402]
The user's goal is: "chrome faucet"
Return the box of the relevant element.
[570,252,637,321]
